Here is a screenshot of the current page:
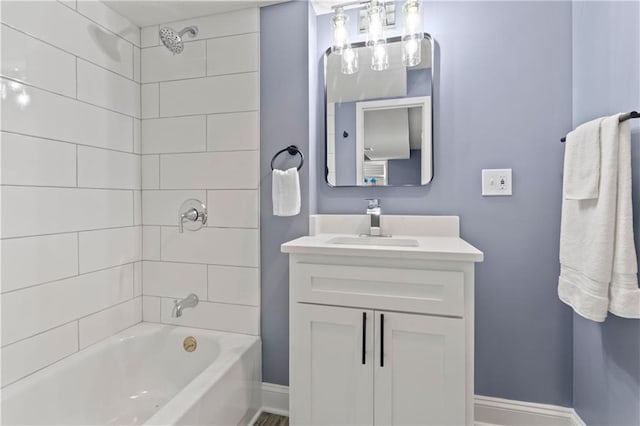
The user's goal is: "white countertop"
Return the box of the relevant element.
[281,233,484,263]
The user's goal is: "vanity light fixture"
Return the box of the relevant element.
[341,46,359,74]
[331,7,350,54]
[367,0,389,71]
[331,0,423,74]
[401,0,422,66]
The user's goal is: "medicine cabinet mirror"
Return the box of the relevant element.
[324,33,434,187]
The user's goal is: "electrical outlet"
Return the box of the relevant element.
[482,169,512,196]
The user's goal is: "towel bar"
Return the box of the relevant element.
[560,111,639,142]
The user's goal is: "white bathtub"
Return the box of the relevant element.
[1,323,261,425]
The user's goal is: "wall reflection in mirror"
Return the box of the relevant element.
[325,34,433,187]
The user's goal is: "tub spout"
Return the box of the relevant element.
[173,293,199,317]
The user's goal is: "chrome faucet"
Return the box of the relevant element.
[172,293,199,317]
[366,198,382,236]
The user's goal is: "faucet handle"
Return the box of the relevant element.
[366,198,380,209]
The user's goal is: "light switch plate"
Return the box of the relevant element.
[482,169,512,196]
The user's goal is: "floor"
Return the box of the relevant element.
[253,412,289,426]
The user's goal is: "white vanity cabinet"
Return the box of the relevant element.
[282,215,483,426]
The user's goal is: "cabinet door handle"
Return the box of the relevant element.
[380,313,384,367]
[362,312,367,365]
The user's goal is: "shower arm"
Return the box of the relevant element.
[178,26,198,38]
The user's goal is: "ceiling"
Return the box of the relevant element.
[103,1,283,28]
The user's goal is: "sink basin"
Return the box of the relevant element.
[328,236,419,247]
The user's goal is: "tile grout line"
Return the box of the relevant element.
[0,22,136,82]
[0,75,141,120]
[0,130,137,156]
[142,69,258,86]
[1,262,140,296]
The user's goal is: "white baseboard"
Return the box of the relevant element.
[261,382,290,417]
[474,395,585,426]
[259,383,586,426]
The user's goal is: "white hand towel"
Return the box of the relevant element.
[558,114,640,321]
[272,167,301,217]
[564,117,603,200]
[608,120,639,318]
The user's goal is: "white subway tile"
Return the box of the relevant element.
[133,118,141,153]
[160,151,258,190]
[78,226,141,273]
[1,264,134,346]
[159,73,258,117]
[77,59,140,118]
[160,227,259,267]
[58,0,77,10]
[78,297,141,349]
[133,47,141,82]
[1,79,133,152]
[0,132,76,187]
[1,233,78,293]
[141,25,159,48]
[1,187,133,238]
[207,190,259,228]
[142,190,206,226]
[142,155,159,189]
[141,116,206,154]
[1,322,78,387]
[141,83,159,119]
[141,41,206,83]
[134,190,142,226]
[207,111,259,152]
[134,261,142,296]
[142,261,207,298]
[142,296,161,322]
[207,265,259,306]
[142,226,161,261]
[1,1,133,78]
[77,146,140,189]
[206,33,259,76]
[163,8,258,42]
[160,298,258,335]
[76,0,140,47]
[0,24,76,97]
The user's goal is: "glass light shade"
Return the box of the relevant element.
[370,42,389,71]
[341,46,359,75]
[331,8,350,54]
[366,1,386,46]
[402,0,422,38]
[402,37,422,67]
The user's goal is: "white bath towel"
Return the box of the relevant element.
[564,117,603,200]
[558,114,640,321]
[272,167,301,217]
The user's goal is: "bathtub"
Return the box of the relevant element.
[1,323,261,425]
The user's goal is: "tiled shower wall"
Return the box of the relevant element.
[0,1,142,387]
[139,8,261,335]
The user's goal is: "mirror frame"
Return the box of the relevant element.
[323,32,435,187]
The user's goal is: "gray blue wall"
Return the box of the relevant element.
[314,1,574,406]
[260,1,309,385]
[571,2,640,424]
[260,1,639,416]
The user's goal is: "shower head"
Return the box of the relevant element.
[159,26,198,54]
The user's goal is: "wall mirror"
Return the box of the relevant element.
[325,33,434,187]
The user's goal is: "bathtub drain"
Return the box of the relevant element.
[183,336,197,352]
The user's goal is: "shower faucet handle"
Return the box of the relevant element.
[178,199,207,233]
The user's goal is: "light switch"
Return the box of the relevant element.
[482,169,512,196]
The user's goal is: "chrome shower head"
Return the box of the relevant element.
[159,26,198,54]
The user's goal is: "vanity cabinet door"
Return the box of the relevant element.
[291,303,374,425]
[374,311,465,426]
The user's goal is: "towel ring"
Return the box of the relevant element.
[271,145,304,171]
